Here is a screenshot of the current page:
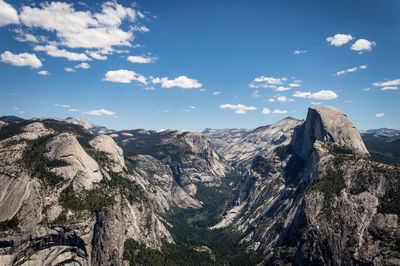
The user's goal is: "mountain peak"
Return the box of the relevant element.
[292,105,369,158]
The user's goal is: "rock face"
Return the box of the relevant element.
[0,106,399,265]
[292,106,369,159]
[204,117,302,167]
[0,120,178,265]
[213,106,400,265]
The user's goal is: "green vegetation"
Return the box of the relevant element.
[310,167,345,196]
[21,135,68,187]
[59,184,115,214]
[104,171,145,204]
[363,138,400,166]
[274,145,291,160]
[123,172,263,265]
[0,216,19,232]
[379,183,400,216]
[0,121,30,141]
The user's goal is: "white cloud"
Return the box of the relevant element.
[277,96,294,102]
[38,70,50,76]
[15,32,39,43]
[336,66,365,76]
[75,62,90,69]
[61,104,71,108]
[0,0,19,27]
[381,86,398,91]
[85,108,116,116]
[69,108,80,112]
[132,25,150,32]
[373,79,400,87]
[268,98,275,102]
[213,91,222,95]
[87,51,107,60]
[0,51,42,68]
[19,1,139,50]
[154,76,202,89]
[376,113,384,118]
[272,109,288,114]
[127,55,155,63]
[249,76,288,88]
[293,90,338,100]
[289,83,300,87]
[262,108,270,114]
[103,69,147,84]
[363,88,371,91]
[220,104,257,114]
[275,86,291,92]
[34,45,90,61]
[294,50,306,54]
[326,34,353,46]
[351,39,376,53]
[144,86,155,91]
[64,67,76,72]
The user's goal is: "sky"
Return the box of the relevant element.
[0,0,399,131]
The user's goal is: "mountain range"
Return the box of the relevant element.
[0,106,399,265]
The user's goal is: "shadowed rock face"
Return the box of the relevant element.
[292,106,369,159]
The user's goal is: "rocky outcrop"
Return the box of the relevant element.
[292,106,369,159]
[204,117,302,167]
[89,135,125,172]
[213,106,400,265]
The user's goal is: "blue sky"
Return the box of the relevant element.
[0,0,399,131]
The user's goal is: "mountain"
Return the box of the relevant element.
[0,106,399,265]
[361,128,400,166]
[211,106,400,265]
[0,115,26,122]
[64,117,115,135]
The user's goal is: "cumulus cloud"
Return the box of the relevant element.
[220,104,257,114]
[272,109,288,114]
[213,91,222,95]
[75,62,90,69]
[326,34,353,46]
[0,51,42,68]
[250,76,287,88]
[103,69,147,84]
[275,86,291,92]
[152,76,202,89]
[293,90,338,100]
[127,55,155,63]
[336,65,367,76]
[351,39,376,53]
[373,79,400,87]
[87,51,107,60]
[376,113,384,118]
[262,108,270,114]
[19,1,139,50]
[38,70,50,75]
[85,109,116,116]
[64,67,76,72]
[34,45,90,61]
[268,98,275,102]
[277,96,294,102]
[294,50,306,54]
[289,83,300,87]
[0,0,19,27]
